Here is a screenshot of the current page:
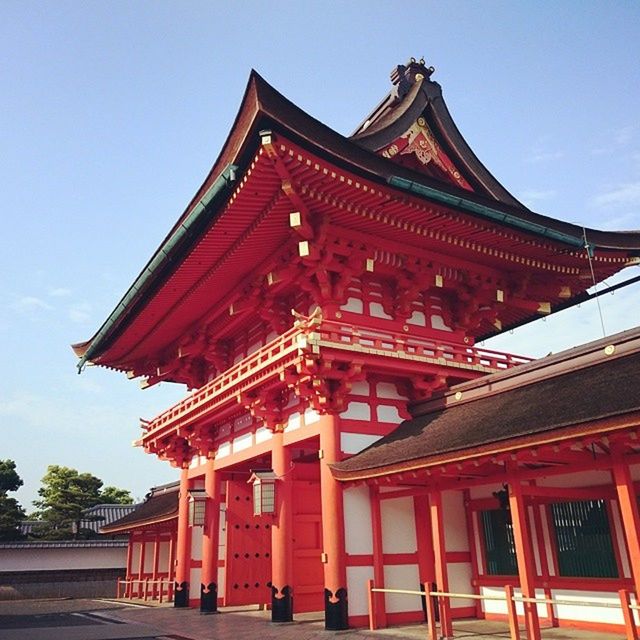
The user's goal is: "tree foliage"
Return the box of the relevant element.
[100,486,133,505]
[32,465,132,539]
[0,460,26,541]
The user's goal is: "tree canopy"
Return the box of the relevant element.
[0,460,26,541]
[32,465,133,539]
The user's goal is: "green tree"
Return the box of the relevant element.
[32,465,131,539]
[100,486,133,505]
[0,460,26,541]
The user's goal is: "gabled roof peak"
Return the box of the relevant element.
[390,58,435,102]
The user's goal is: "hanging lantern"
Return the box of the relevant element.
[188,489,207,526]
[248,470,278,516]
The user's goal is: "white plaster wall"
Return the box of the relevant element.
[341,432,381,455]
[131,543,140,574]
[381,497,417,554]
[376,382,406,400]
[341,401,371,421]
[442,491,469,552]
[630,463,640,481]
[218,564,225,596]
[407,310,426,326]
[481,586,547,618]
[143,544,154,574]
[343,486,373,555]
[369,302,392,319]
[255,426,272,442]
[285,412,301,432]
[351,380,370,396]
[217,442,231,458]
[346,565,374,616]
[340,297,363,314]
[0,546,126,572]
[158,541,170,573]
[191,527,203,562]
[383,564,421,613]
[376,405,402,423]
[190,567,201,593]
[551,589,627,626]
[232,432,252,453]
[304,408,320,425]
[447,563,474,609]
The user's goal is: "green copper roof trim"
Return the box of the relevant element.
[77,163,239,373]
[388,176,588,251]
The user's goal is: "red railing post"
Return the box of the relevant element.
[144,577,149,601]
[367,579,377,630]
[619,589,639,640]
[505,584,520,640]
[424,583,437,640]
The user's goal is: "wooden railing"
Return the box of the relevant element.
[317,320,532,371]
[141,316,531,440]
[366,580,639,640]
[117,577,173,603]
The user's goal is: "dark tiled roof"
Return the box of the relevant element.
[332,341,640,479]
[0,540,127,549]
[101,484,179,533]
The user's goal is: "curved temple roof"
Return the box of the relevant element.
[73,62,640,373]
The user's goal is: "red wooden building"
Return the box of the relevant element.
[76,60,640,636]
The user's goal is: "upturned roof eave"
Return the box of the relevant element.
[73,70,640,369]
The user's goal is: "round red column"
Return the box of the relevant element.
[319,413,348,630]
[270,430,293,622]
[174,467,191,607]
[200,460,221,613]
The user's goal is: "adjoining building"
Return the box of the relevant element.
[75,60,640,637]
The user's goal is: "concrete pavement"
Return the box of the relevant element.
[0,599,628,640]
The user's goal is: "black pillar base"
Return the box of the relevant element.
[271,585,293,622]
[174,581,189,608]
[200,582,218,614]
[324,587,348,630]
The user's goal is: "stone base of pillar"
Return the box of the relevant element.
[174,581,189,608]
[271,585,293,622]
[324,587,348,630]
[200,582,218,613]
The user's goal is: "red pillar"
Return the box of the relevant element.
[152,534,160,598]
[429,490,453,638]
[125,536,133,598]
[611,447,640,600]
[200,460,221,613]
[370,485,387,628]
[174,467,191,607]
[508,480,541,640]
[271,430,293,622]
[138,537,147,597]
[319,413,348,630]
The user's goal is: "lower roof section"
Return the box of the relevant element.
[331,325,640,481]
[101,482,178,534]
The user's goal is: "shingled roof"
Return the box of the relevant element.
[100,482,179,534]
[332,326,640,481]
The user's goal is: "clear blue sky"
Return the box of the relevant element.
[2,2,639,509]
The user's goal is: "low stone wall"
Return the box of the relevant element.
[0,568,125,600]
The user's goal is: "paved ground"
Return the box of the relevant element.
[0,599,628,640]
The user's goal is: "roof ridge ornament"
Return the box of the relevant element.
[390,58,435,102]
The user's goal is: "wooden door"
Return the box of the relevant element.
[224,479,271,606]
[292,478,324,612]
